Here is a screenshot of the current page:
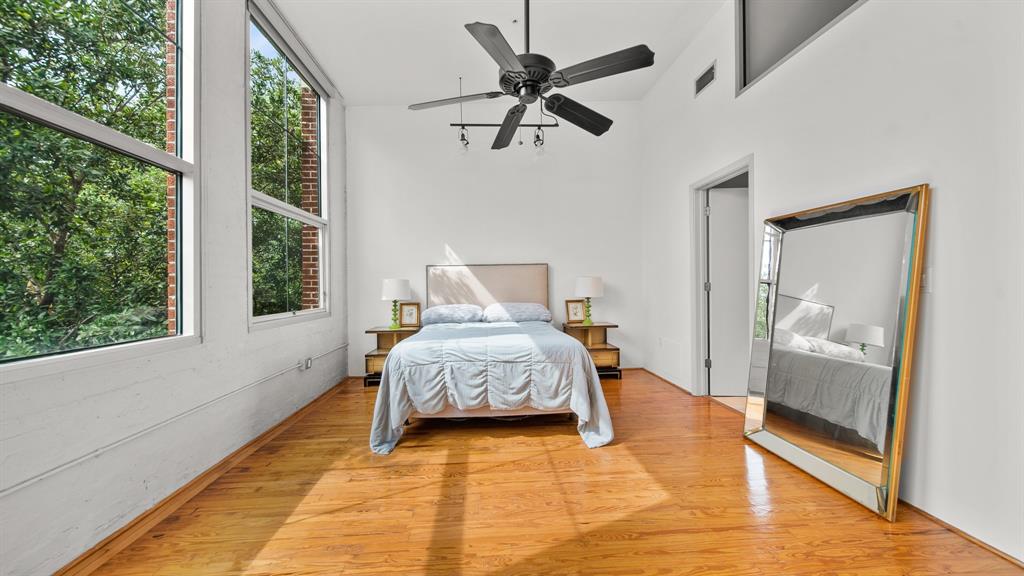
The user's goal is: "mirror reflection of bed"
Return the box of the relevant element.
[761,211,909,486]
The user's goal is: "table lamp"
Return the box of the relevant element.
[381,278,411,329]
[574,276,604,326]
[846,323,884,355]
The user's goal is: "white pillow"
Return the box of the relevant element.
[774,328,812,351]
[482,302,552,323]
[421,304,483,325]
[804,336,865,362]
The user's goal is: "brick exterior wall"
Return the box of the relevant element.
[165,0,177,334]
[299,89,320,310]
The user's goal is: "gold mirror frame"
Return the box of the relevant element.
[744,184,930,520]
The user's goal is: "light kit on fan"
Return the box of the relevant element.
[451,77,558,151]
[412,0,655,150]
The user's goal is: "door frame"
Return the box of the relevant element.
[690,155,756,396]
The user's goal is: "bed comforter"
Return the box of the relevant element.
[767,344,893,452]
[370,321,614,454]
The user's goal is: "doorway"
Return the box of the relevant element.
[694,167,753,406]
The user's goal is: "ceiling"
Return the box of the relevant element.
[275,0,724,106]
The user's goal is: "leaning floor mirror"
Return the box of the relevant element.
[745,184,930,520]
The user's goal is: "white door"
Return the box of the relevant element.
[707,187,750,396]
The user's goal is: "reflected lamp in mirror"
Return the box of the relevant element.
[574,276,604,326]
[846,323,884,355]
[744,184,930,521]
[381,278,411,329]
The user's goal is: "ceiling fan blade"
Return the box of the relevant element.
[465,22,526,77]
[492,104,528,149]
[543,94,612,136]
[548,45,655,88]
[408,92,505,110]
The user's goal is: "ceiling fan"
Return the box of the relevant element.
[408,0,655,149]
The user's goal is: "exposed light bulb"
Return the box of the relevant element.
[533,127,545,155]
[458,126,469,153]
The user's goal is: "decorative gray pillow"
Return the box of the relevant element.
[421,304,484,325]
[483,302,552,323]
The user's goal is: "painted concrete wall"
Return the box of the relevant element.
[344,101,646,372]
[639,0,1023,560]
[0,2,349,574]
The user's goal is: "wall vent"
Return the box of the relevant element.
[695,62,716,96]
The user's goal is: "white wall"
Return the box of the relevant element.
[778,212,908,365]
[640,0,1023,560]
[0,3,349,574]
[345,101,645,373]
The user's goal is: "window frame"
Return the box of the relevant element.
[734,0,867,96]
[0,0,202,381]
[245,0,332,330]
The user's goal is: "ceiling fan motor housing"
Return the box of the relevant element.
[501,53,556,103]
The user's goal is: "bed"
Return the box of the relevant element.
[767,344,892,453]
[766,295,893,453]
[369,264,614,454]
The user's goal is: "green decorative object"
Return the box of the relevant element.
[390,299,401,329]
[582,297,593,326]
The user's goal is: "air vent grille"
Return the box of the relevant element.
[695,62,716,96]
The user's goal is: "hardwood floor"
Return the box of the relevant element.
[94,371,1021,575]
[710,395,746,413]
[764,407,886,485]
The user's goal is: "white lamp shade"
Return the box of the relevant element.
[575,276,604,298]
[381,278,411,301]
[846,323,884,348]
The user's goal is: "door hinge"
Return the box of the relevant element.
[704,281,711,292]
[704,358,712,369]
[704,205,711,216]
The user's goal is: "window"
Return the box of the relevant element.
[754,226,781,339]
[247,13,327,322]
[1,0,193,362]
[738,0,861,90]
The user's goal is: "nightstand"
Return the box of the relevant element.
[364,326,419,386]
[563,322,621,379]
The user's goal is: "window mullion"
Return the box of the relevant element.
[0,83,193,175]
[251,190,326,228]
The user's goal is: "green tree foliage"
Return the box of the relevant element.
[248,40,317,316]
[1,0,172,359]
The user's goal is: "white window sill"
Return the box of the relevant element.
[249,308,330,332]
[0,334,202,385]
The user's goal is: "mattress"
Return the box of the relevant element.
[369,321,614,453]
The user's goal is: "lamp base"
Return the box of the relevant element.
[390,299,400,329]
[582,297,593,326]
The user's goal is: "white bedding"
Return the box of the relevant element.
[370,321,614,454]
[767,344,893,452]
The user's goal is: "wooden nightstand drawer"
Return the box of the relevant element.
[364,326,419,386]
[590,348,620,368]
[365,353,387,374]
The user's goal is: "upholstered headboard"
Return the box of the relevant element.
[426,264,548,309]
[775,294,834,339]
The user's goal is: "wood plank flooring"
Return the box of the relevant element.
[94,370,1021,575]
